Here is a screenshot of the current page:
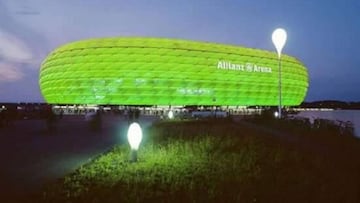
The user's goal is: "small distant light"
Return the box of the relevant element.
[274,111,279,118]
[168,110,174,119]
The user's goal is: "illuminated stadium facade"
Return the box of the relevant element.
[39,37,308,107]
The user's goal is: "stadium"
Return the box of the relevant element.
[39,37,308,109]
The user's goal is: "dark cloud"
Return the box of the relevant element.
[12,0,40,15]
[15,10,40,16]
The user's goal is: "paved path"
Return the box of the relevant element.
[0,114,157,200]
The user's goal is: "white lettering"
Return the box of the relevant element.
[217,60,272,73]
[217,61,224,69]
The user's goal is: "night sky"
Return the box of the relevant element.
[0,0,359,102]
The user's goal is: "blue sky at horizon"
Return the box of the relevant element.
[0,0,359,102]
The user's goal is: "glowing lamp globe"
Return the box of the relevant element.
[127,122,143,150]
[168,110,174,119]
[272,28,287,58]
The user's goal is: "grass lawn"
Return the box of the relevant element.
[40,118,360,202]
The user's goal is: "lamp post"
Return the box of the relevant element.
[272,28,287,119]
[127,122,143,162]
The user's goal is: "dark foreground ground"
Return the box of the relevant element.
[40,117,360,203]
[1,115,360,202]
[0,114,157,202]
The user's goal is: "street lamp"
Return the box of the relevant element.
[272,28,287,119]
[127,122,143,162]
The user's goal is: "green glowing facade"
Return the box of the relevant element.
[39,37,308,106]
